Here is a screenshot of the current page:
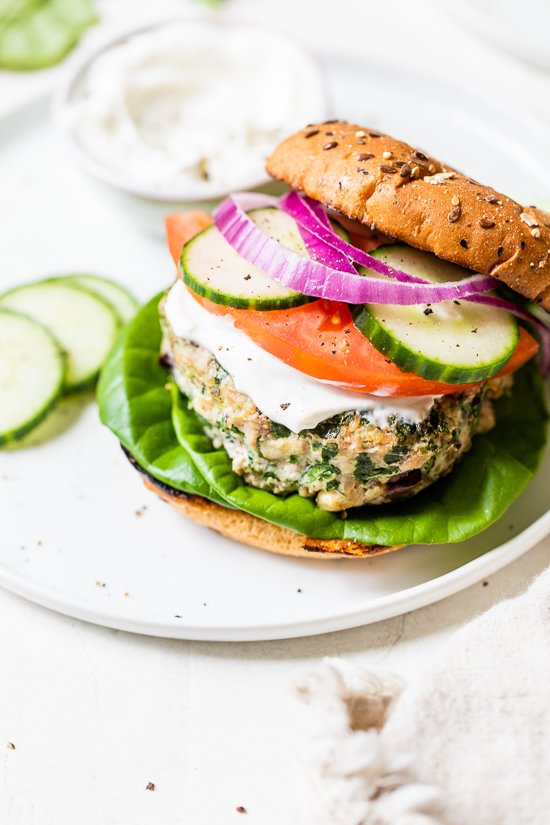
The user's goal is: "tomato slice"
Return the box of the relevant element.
[165,212,539,397]
[193,295,537,396]
[165,211,212,264]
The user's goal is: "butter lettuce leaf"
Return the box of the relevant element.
[98,296,548,546]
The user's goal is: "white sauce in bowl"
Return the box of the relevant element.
[164,280,437,433]
[60,22,326,199]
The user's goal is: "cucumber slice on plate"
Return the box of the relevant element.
[63,275,139,323]
[0,280,120,392]
[352,244,519,384]
[0,308,65,445]
[180,207,314,310]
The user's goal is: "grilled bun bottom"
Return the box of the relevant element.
[125,451,402,560]
[267,121,550,311]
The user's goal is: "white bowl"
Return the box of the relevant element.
[53,17,327,228]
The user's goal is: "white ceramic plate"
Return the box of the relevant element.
[1,57,549,641]
[440,0,550,72]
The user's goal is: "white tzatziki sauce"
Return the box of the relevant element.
[164,280,438,433]
[64,22,325,197]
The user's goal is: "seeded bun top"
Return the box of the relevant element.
[266,121,550,311]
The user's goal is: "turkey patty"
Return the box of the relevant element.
[160,304,512,512]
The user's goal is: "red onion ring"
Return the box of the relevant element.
[281,192,550,376]
[281,191,427,285]
[212,191,549,375]
[213,193,499,305]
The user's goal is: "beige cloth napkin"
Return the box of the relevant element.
[296,565,550,825]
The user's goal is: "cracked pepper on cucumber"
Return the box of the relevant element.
[98,122,549,558]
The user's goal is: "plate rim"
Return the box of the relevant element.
[0,507,548,641]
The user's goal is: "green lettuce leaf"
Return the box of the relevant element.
[98,295,549,546]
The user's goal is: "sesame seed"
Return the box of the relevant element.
[479,218,496,229]
[485,194,500,204]
[424,171,455,185]
[428,163,436,173]
[355,130,366,138]
[448,206,462,222]
[323,141,338,150]
[356,153,374,161]
[520,212,539,227]
[356,139,366,145]
[382,151,393,160]
[531,227,541,238]
[451,195,460,206]
[369,131,381,138]
[411,166,420,179]
[304,129,319,138]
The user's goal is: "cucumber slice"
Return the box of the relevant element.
[353,244,519,384]
[0,281,120,392]
[63,275,139,324]
[180,207,314,310]
[0,308,65,445]
[0,0,97,71]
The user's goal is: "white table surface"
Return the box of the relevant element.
[2,1,550,823]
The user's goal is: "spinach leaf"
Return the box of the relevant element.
[97,295,229,507]
[98,298,549,546]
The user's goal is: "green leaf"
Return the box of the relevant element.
[98,297,549,546]
[0,0,97,71]
[354,453,395,481]
[97,295,229,507]
[299,462,340,485]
